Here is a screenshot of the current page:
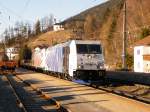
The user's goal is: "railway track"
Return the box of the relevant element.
[40,70,150,104]
[14,74,71,112]
[20,66,150,104]
[52,75,150,104]
[0,75,22,112]
[6,75,27,112]
[6,75,50,112]
[2,74,71,112]
[87,80,150,104]
[46,72,150,104]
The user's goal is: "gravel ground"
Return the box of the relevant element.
[108,84,150,100]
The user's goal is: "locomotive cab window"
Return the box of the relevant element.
[88,45,102,54]
[76,44,88,54]
[76,44,102,54]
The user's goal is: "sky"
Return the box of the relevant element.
[0,0,108,38]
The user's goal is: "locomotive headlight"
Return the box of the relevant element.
[97,62,104,69]
[99,65,104,69]
[88,55,92,59]
[78,65,81,69]
[77,65,84,69]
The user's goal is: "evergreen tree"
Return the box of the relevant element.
[19,45,32,61]
[140,27,150,39]
[35,20,41,35]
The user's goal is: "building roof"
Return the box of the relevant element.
[135,35,150,46]
[54,23,63,25]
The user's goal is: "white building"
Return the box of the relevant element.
[53,23,64,31]
[134,36,150,73]
[6,47,19,60]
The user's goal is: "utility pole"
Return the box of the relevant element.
[8,16,11,60]
[122,0,127,70]
[26,24,29,39]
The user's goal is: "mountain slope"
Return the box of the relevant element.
[61,0,150,68]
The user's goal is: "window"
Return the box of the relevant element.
[76,44,88,54]
[88,45,102,54]
[76,44,102,54]
[137,49,140,55]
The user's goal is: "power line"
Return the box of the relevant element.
[0,1,34,24]
[0,1,22,19]
[21,0,31,16]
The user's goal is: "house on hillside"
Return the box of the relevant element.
[53,23,64,31]
[134,36,150,73]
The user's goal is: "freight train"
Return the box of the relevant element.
[23,40,106,81]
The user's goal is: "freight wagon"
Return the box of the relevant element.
[30,40,106,81]
[0,52,17,74]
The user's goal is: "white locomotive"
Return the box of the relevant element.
[31,40,105,80]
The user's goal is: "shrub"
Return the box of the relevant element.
[140,27,150,39]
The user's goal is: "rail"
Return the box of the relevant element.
[6,75,28,112]
[88,82,150,104]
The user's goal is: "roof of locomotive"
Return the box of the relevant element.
[45,40,101,50]
[55,40,101,46]
[73,40,101,44]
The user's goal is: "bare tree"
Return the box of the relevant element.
[4,29,10,46]
[41,14,54,32]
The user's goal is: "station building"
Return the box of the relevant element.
[134,36,150,73]
[6,47,19,60]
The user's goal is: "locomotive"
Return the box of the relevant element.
[25,40,106,81]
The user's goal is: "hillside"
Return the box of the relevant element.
[27,0,150,69]
[60,0,150,68]
[28,30,75,49]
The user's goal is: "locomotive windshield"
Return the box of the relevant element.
[76,44,102,54]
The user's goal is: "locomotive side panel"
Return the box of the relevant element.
[69,40,77,77]
[63,46,70,74]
